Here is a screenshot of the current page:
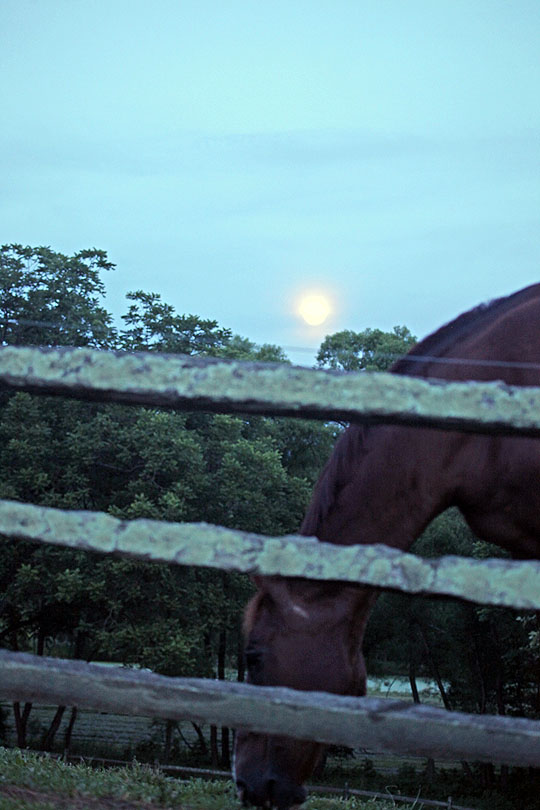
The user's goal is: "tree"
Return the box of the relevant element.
[317,325,416,372]
[120,290,232,355]
[216,334,290,364]
[0,244,116,348]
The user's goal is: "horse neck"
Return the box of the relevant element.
[301,423,452,551]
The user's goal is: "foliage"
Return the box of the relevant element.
[120,290,232,355]
[216,333,290,364]
[317,324,416,371]
[0,244,116,348]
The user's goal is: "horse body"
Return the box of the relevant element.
[234,284,540,809]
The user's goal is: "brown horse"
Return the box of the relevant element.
[233,283,540,809]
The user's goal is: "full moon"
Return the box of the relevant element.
[297,292,332,326]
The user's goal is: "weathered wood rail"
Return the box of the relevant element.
[1,499,539,610]
[3,345,540,435]
[3,650,540,768]
[1,344,540,767]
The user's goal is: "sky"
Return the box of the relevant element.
[2,0,539,365]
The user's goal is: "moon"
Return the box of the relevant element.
[297,292,332,326]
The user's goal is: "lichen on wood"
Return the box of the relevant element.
[1,499,539,610]
[3,345,540,435]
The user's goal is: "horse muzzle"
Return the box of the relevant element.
[236,775,307,809]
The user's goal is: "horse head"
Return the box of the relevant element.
[234,575,374,809]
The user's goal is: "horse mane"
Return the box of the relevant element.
[391,283,540,376]
[300,424,366,536]
[301,283,540,538]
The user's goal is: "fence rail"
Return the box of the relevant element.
[2,651,540,768]
[4,345,540,435]
[1,344,540,769]
[2,498,539,610]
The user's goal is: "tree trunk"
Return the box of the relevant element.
[191,722,208,756]
[221,726,231,770]
[408,628,435,784]
[217,629,226,680]
[414,620,474,779]
[12,618,50,749]
[13,701,32,748]
[415,619,452,710]
[312,749,327,779]
[489,623,509,790]
[237,630,245,683]
[471,632,487,714]
[480,762,495,788]
[164,720,174,762]
[491,622,507,716]
[42,705,66,751]
[64,707,78,754]
[178,726,195,751]
[460,760,474,780]
[206,627,219,765]
[217,629,231,769]
[36,623,46,657]
[210,725,219,768]
[424,757,436,784]
[408,654,421,704]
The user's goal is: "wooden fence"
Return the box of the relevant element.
[1,345,540,767]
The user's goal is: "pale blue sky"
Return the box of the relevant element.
[2,0,539,364]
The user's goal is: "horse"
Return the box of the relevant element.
[233,283,540,809]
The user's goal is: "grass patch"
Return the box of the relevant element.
[0,748,398,809]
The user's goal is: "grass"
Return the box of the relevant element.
[0,748,400,810]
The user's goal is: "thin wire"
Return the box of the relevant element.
[4,319,540,372]
[284,347,540,372]
[357,353,540,371]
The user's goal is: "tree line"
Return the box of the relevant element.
[0,244,538,785]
